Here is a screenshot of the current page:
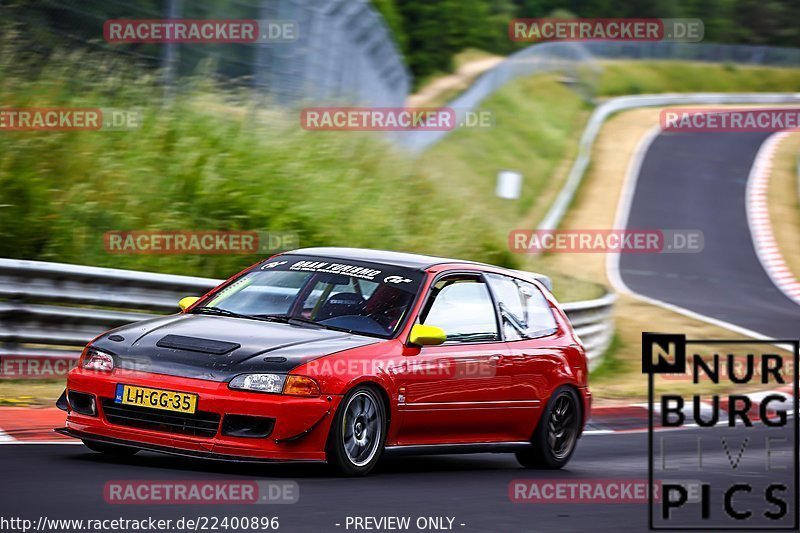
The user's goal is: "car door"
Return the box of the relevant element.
[394,273,521,445]
[484,273,563,436]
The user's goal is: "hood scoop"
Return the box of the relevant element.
[156,334,241,355]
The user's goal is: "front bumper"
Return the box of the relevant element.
[62,368,340,461]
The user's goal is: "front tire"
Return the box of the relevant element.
[82,439,139,457]
[326,386,386,476]
[516,386,581,469]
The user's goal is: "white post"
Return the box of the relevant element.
[496,170,522,200]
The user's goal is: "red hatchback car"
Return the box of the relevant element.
[57,248,591,475]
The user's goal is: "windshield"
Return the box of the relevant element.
[192,255,424,338]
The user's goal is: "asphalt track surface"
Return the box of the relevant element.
[3,127,800,533]
[0,422,796,533]
[619,130,800,338]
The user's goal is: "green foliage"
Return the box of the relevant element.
[0,45,519,279]
[5,44,799,299]
[371,0,409,54]
[588,333,625,381]
[394,0,517,86]
[420,76,589,222]
[373,0,800,82]
[597,61,800,95]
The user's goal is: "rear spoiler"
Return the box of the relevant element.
[512,270,553,292]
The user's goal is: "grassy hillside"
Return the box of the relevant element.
[597,61,800,95]
[0,47,521,282]
[4,47,800,301]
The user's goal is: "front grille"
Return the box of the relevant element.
[100,399,220,438]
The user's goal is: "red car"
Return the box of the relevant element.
[57,248,590,475]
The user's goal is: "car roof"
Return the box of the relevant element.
[280,247,553,291]
[281,247,477,270]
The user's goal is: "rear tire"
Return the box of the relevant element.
[326,386,386,476]
[82,439,139,457]
[516,386,581,469]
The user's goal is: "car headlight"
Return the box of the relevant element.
[80,347,115,372]
[228,374,320,396]
[229,373,286,394]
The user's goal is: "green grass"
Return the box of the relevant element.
[5,49,800,306]
[0,43,601,301]
[421,76,590,223]
[418,75,592,294]
[0,380,65,406]
[597,61,800,96]
[0,45,521,283]
[588,333,626,382]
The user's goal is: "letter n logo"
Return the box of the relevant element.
[642,332,686,374]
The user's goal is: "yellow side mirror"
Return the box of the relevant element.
[178,296,200,311]
[408,324,446,346]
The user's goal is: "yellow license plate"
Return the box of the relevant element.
[115,384,198,414]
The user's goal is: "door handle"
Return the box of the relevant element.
[489,354,503,363]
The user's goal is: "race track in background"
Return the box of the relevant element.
[617,130,800,338]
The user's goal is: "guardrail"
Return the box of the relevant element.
[538,92,800,232]
[0,259,218,364]
[561,292,616,368]
[0,258,615,376]
[398,41,800,153]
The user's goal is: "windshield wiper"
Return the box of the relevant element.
[287,316,326,329]
[253,314,366,335]
[191,307,262,320]
[251,314,325,329]
[284,316,365,335]
[251,314,377,337]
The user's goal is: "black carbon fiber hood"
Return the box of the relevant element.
[90,313,381,381]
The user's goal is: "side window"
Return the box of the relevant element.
[519,281,558,337]
[484,274,526,341]
[486,274,558,340]
[421,277,499,342]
